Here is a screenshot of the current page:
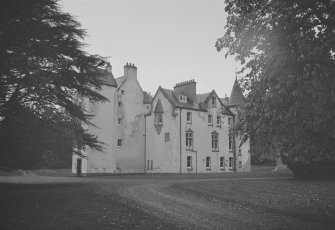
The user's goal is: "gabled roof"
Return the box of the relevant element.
[115,76,126,90]
[143,91,152,104]
[229,78,244,106]
[154,99,164,113]
[197,91,232,115]
[152,86,232,115]
[159,87,206,111]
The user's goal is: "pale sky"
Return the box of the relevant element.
[61,0,239,97]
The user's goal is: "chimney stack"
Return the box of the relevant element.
[124,62,137,80]
[173,79,197,102]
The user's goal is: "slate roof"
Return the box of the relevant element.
[143,91,152,104]
[155,87,232,115]
[115,76,126,90]
[229,78,244,106]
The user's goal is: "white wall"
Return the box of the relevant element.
[115,77,146,173]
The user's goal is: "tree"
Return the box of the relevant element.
[0,0,109,167]
[216,0,335,177]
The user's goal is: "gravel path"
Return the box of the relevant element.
[1,171,332,229]
[118,178,327,230]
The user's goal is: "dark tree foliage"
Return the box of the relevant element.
[217,0,335,177]
[0,105,99,169]
[0,0,108,168]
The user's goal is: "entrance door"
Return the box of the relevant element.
[76,158,82,176]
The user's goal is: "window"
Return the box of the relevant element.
[220,157,225,169]
[165,132,170,142]
[121,90,125,95]
[206,156,211,169]
[211,96,216,107]
[118,101,122,107]
[229,135,233,151]
[155,113,163,125]
[117,139,122,147]
[186,131,193,149]
[186,112,192,123]
[208,114,213,125]
[187,156,192,169]
[238,148,242,156]
[147,160,150,170]
[228,117,232,126]
[211,132,219,151]
[118,118,122,125]
[239,161,242,168]
[229,157,234,169]
[179,95,187,103]
[217,116,221,127]
[151,160,153,170]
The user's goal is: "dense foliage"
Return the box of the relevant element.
[217,0,335,177]
[0,0,107,168]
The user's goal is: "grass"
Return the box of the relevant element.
[171,178,335,227]
[0,183,177,230]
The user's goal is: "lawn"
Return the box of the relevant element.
[0,183,177,230]
[171,178,335,228]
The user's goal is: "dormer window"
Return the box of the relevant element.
[155,113,163,125]
[211,96,216,107]
[179,95,187,103]
[154,99,164,134]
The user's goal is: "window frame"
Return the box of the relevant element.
[229,157,234,169]
[185,131,193,149]
[216,115,221,127]
[165,132,170,142]
[206,156,211,169]
[186,112,192,123]
[208,114,213,126]
[220,156,225,170]
[179,95,187,103]
[117,138,122,148]
[187,156,192,169]
[229,135,233,151]
[118,118,122,125]
[155,113,163,125]
[211,132,219,151]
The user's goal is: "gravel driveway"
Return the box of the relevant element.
[1,169,333,230]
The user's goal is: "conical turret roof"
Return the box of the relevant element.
[229,78,244,106]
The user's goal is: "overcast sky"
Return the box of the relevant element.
[61,0,239,97]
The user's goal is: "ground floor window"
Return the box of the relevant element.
[165,132,170,142]
[187,156,192,169]
[117,139,122,147]
[151,160,153,170]
[229,157,234,169]
[206,156,211,169]
[147,160,150,170]
[220,157,225,169]
[239,161,242,168]
[229,136,233,151]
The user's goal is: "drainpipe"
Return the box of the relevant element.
[144,115,147,173]
[232,114,237,172]
[179,108,182,174]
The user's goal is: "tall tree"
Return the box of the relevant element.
[0,0,108,164]
[217,0,335,177]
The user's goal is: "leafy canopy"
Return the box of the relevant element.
[0,0,110,157]
[216,0,335,176]
[0,0,108,123]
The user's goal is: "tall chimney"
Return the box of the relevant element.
[124,62,137,80]
[173,79,197,102]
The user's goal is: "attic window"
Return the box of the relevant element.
[179,95,187,103]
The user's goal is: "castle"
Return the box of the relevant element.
[72,63,250,174]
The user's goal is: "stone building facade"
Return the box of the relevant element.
[72,63,250,174]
